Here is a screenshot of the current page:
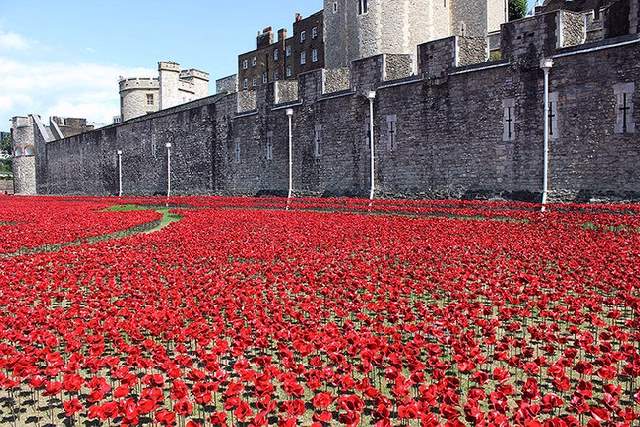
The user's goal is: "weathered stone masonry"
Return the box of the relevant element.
[35,9,639,202]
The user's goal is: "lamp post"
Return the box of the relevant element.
[367,91,377,201]
[540,58,554,212]
[165,143,172,201]
[286,108,294,204]
[117,150,123,197]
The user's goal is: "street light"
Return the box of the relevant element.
[367,91,377,201]
[540,58,554,212]
[117,150,123,197]
[286,108,294,205]
[165,143,172,201]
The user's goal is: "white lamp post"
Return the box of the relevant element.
[540,58,554,212]
[286,108,294,204]
[165,143,172,200]
[117,150,123,197]
[367,91,377,201]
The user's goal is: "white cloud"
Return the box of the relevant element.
[0,30,30,51]
[0,56,155,126]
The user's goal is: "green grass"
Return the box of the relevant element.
[582,221,640,233]
[1,205,182,258]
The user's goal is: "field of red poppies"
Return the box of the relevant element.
[0,195,639,426]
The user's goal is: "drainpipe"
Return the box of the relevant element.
[540,58,553,212]
[367,91,377,200]
[286,108,294,206]
[165,143,172,202]
[117,150,123,197]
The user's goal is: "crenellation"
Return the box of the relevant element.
[12,0,640,202]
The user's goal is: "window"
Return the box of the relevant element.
[234,141,241,163]
[242,59,248,70]
[385,115,397,151]
[287,66,293,77]
[312,27,318,39]
[548,92,559,140]
[300,31,306,43]
[614,82,635,134]
[273,71,279,81]
[312,49,319,63]
[314,125,322,158]
[146,94,154,105]
[358,0,368,15]
[252,57,257,67]
[262,72,268,84]
[243,79,248,90]
[266,132,273,161]
[459,22,466,37]
[300,52,306,65]
[286,46,292,57]
[252,78,257,87]
[274,49,279,61]
[502,99,515,142]
[333,2,338,13]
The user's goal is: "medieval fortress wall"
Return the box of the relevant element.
[14,0,640,201]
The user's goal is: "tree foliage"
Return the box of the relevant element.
[509,0,528,21]
[0,134,11,155]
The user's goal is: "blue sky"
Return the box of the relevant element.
[0,0,538,128]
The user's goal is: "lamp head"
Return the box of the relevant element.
[540,58,554,70]
[367,91,377,100]
[117,150,123,155]
[285,108,294,117]
[165,143,172,148]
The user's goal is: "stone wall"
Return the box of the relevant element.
[274,80,299,105]
[0,178,13,195]
[322,68,351,94]
[560,11,587,48]
[35,10,640,202]
[13,157,36,195]
[216,75,238,94]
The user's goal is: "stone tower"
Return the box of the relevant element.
[323,0,508,69]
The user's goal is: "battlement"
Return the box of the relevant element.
[180,69,210,81]
[119,78,160,91]
[158,61,181,72]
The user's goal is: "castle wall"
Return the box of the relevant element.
[13,157,36,195]
[35,11,640,202]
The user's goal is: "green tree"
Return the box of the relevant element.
[0,134,10,155]
[509,0,528,21]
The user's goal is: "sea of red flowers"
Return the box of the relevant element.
[0,195,638,426]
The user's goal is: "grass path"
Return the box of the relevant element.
[0,205,182,259]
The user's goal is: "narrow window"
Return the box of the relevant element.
[252,57,257,67]
[312,49,319,63]
[548,92,559,140]
[502,99,515,142]
[286,46,292,57]
[262,72,268,84]
[287,66,293,77]
[358,0,368,15]
[146,94,154,105]
[274,49,279,61]
[273,71,279,81]
[266,132,273,161]
[333,2,338,13]
[301,31,306,43]
[243,79,248,90]
[242,60,248,70]
[314,125,322,158]
[252,78,257,87]
[301,51,307,65]
[614,83,635,134]
[234,141,241,163]
[459,22,466,37]
[312,27,318,39]
[385,115,397,151]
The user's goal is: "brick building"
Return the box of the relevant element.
[238,12,325,91]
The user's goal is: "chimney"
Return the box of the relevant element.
[295,13,303,22]
[278,28,288,42]
[256,26,274,49]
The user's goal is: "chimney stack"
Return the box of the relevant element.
[295,13,303,22]
[278,28,288,42]
[256,27,274,49]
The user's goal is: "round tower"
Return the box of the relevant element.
[118,77,160,122]
[11,116,37,195]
